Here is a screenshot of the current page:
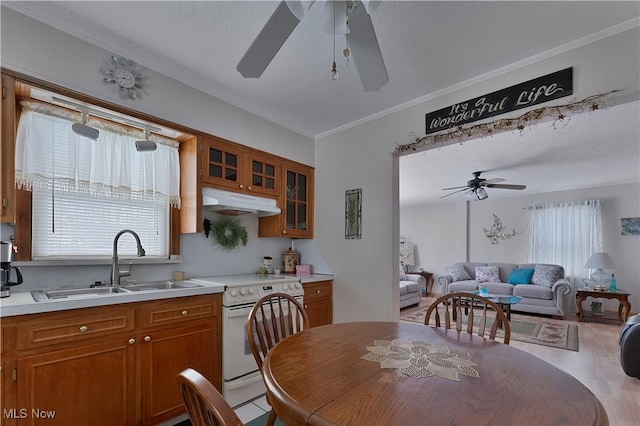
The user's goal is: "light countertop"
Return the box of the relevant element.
[299,274,334,284]
[0,281,225,318]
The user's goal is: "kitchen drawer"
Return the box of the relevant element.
[16,306,135,350]
[139,294,218,328]
[303,281,332,301]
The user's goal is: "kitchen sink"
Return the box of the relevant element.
[31,281,204,302]
[31,286,133,302]
[122,281,204,291]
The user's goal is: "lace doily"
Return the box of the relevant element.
[362,339,479,381]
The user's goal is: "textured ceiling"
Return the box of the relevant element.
[4,1,639,138]
[3,1,639,206]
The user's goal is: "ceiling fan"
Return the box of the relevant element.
[441,171,527,200]
[236,0,389,92]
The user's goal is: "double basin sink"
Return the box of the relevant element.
[31,281,204,302]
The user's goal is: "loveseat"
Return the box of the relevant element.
[399,268,422,309]
[437,262,571,318]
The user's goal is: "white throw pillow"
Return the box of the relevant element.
[531,264,563,287]
[446,264,472,282]
[476,266,500,283]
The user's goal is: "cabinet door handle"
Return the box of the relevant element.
[247,186,252,190]
[128,338,136,345]
[304,304,308,308]
[239,184,244,189]
[79,325,89,333]
[181,310,188,316]
[283,230,287,234]
[144,336,151,342]
[316,290,321,294]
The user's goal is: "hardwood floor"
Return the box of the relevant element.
[402,296,640,426]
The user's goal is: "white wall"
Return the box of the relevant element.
[316,26,639,322]
[0,8,317,287]
[401,183,640,313]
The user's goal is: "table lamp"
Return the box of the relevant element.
[584,252,615,289]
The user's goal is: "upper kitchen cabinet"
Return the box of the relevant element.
[201,135,280,198]
[259,161,314,239]
[1,74,16,224]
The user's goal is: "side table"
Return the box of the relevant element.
[576,288,631,323]
[406,271,434,296]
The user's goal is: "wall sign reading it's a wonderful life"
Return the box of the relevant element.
[425,67,573,134]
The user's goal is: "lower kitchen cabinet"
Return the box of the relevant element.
[16,339,136,425]
[303,280,333,327]
[1,293,221,426]
[141,320,217,424]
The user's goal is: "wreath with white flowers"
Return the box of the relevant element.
[211,216,248,251]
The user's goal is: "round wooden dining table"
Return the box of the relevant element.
[262,322,607,426]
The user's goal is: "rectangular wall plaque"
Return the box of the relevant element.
[345,188,362,239]
[426,67,573,134]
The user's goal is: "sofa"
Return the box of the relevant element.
[399,267,422,309]
[437,262,571,318]
[620,314,640,379]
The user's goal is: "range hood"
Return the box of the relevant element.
[202,187,280,217]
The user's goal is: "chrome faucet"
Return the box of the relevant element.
[111,229,146,286]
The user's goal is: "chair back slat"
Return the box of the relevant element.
[247,293,310,370]
[424,292,511,345]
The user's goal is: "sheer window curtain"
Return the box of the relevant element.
[15,101,181,207]
[525,200,602,312]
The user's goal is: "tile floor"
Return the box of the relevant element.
[233,394,271,424]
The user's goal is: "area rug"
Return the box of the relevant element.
[400,305,579,351]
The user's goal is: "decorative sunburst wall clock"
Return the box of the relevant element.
[100,55,145,99]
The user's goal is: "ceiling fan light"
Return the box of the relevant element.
[476,188,488,200]
[330,61,339,80]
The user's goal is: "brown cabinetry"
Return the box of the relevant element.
[1,294,221,426]
[260,162,314,238]
[201,136,280,197]
[1,73,16,223]
[303,280,333,327]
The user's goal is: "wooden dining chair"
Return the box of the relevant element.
[247,293,310,426]
[177,368,243,426]
[424,292,511,344]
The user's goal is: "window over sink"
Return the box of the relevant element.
[13,91,182,260]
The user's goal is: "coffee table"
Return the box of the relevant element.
[454,292,521,328]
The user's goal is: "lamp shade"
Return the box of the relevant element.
[584,252,616,269]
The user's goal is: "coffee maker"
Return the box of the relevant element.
[1,241,23,298]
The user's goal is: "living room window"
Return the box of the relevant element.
[525,199,602,286]
[14,100,180,260]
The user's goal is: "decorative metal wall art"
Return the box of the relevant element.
[100,55,146,99]
[345,188,362,239]
[484,214,517,245]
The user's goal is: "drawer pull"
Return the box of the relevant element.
[144,336,151,342]
[128,338,136,345]
[316,290,321,294]
[79,325,89,333]
[181,310,188,316]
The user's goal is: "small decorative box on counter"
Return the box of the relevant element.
[296,265,312,276]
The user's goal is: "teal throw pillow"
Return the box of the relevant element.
[507,268,535,285]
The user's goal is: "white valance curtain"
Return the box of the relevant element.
[525,199,602,286]
[15,101,181,208]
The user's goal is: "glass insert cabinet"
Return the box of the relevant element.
[201,136,279,198]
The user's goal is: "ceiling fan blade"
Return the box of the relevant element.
[440,188,470,198]
[348,3,389,92]
[482,178,505,185]
[441,185,470,191]
[236,1,304,78]
[486,184,527,190]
